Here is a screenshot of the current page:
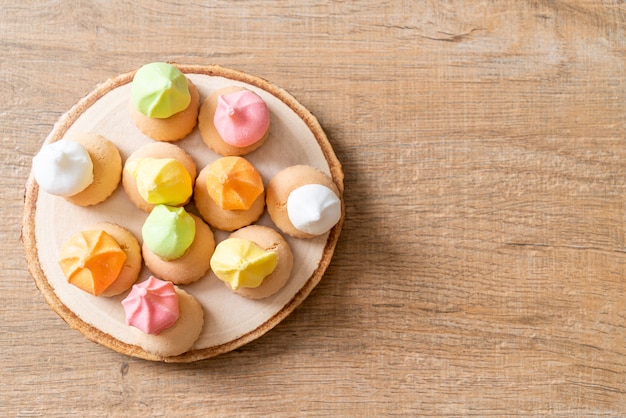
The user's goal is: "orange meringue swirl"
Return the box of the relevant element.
[58,230,127,296]
[205,156,264,211]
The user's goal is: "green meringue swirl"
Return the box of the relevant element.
[131,62,191,118]
[142,205,196,260]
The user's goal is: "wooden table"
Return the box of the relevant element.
[2,1,625,415]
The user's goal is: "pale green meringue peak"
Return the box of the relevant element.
[131,62,191,118]
[142,205,196,260]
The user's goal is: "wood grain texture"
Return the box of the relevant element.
[2,0,625,415]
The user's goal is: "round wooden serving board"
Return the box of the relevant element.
[22,64,344,363]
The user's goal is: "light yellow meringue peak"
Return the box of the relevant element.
[127,157,192,206]
[210,238,277,290]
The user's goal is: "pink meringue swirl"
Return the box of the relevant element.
[213,90,270,148]
[121,276,179,335]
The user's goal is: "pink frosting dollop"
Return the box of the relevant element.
[213,90,270,148]
[121,276,179,335]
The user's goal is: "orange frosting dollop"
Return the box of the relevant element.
[58,230,127,296]
[205,156,264,211]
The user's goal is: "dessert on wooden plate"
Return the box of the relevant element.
[141,205,215,285]
[122,142,196,212]
[122,276,204,357]
[22,63,344,362]
[32,133,122,206]
[198,86,270,156]
[129,62,200,142]
[58,222,142,297]
[211,225,294,300]
[194,156,266,232]
[266,164,342,239]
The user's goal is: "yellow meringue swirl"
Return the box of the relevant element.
[210,238,277,290]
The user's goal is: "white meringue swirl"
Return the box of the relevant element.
[32,139,94,197]
[286,184,341,236]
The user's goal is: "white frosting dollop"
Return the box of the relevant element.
[286,184,341,236]
[32,139,94,197]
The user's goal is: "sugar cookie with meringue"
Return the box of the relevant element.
[211,225,293,299]
[194,156,265,231]
[33,133,122,206]
[122,142,196,212]
[122,276,204,358]
[129,62,200,142]
[198,86,270,156]
[141,205,215,285]
[58,222,142,297]
[266,165,342,239]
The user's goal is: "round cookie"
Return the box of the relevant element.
[58,222,142,297]
[129,79,200,142]
[122,142,196,212]
[194,161,265,232]
[198,86,269,156]
[266,165,342,239]
[64,133,122,206]
[129,286,204,357]
[142,214,215,285]
[91,222,142,297]
[225,225,294,299]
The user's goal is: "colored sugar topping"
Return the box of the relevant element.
[131,62,191,119]
[205,156,264,211]
[58,230,127,296]
[122,276,179,335]
[287,184,341,235]
[214,90,270,147]
[32,139,94,197]
[210,238,277,290]
[142,205,196,260]
[127,157,192,206]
